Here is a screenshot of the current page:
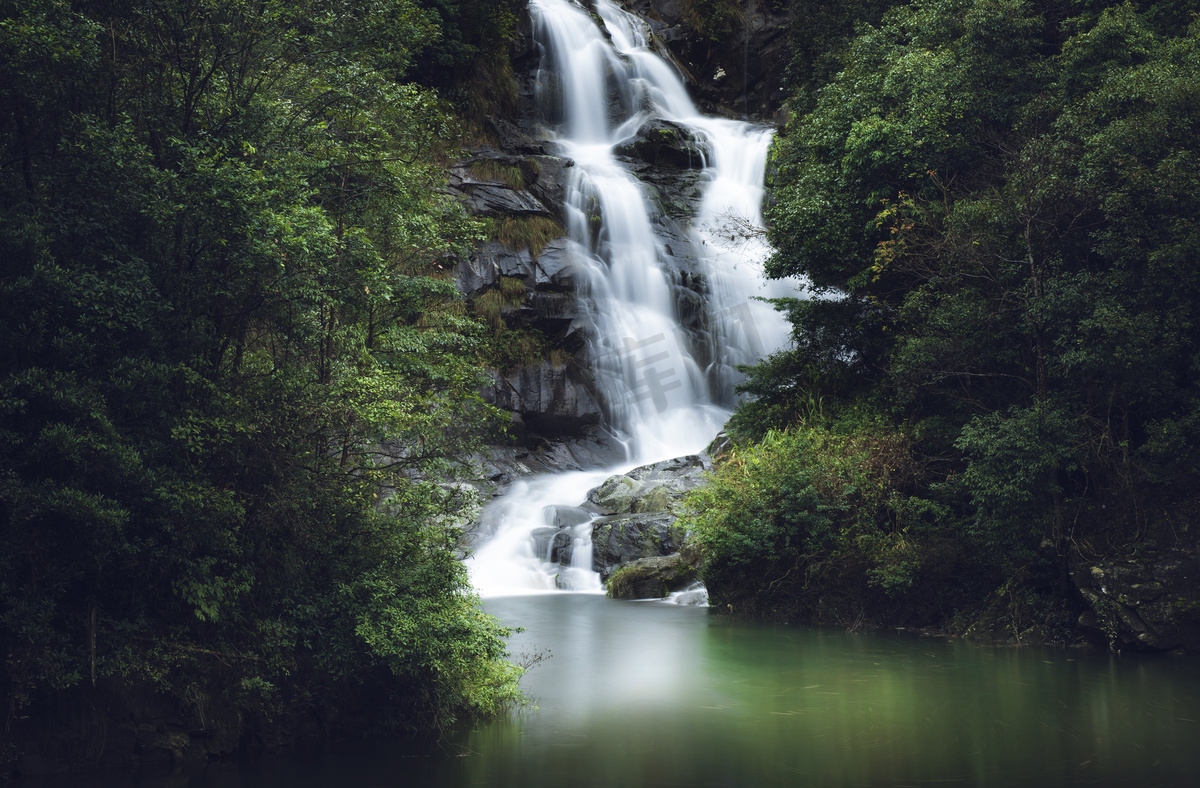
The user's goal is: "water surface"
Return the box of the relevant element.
[49,594,1200,787]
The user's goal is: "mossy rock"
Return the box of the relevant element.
[607,554,697,599]
[632,484,672,513]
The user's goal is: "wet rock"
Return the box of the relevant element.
[459,238,579,297]
[552,505,596,529]
[1071,547,1200,651]
[586,453,710,516]
[589,475,645,515]
[530,291,580,321]
[484,362,603,435]
[606,553,698,599]
[531,526,573,564]
[633,484,673,513]
[465,182,551,216]
[614,118,710,169]
[628,0,792,120]
[484,117,547,155]
[456,247,501,296]
[584,453,713,578]
[591,512,682,578]
[642,171,705,222]
[531,237,579,291]
[528,155,574,216]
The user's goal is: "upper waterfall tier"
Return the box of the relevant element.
[528,0,798,457]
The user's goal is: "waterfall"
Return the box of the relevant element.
[465,0,798,595]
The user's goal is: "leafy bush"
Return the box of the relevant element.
[681,424,964,623]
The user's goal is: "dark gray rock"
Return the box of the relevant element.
[458,241,537,295]
[531,526,573,565]
[458,238,578,297]
[1071,547,1200,651]
[628,0,792,120]
[551,505,595,529]
[484,117,547,155]
[462,433,627,505]
[465,182,551,216]
[607,554,698,599]
[456,249,500,296]
[484,362,603,435]
[614,118,710,169]
[528,155,574,217]
[591,512,682,579]
[530,237,579,290]
[530,291,580,321]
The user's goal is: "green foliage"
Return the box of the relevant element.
[0,0,520,743]
[682,424,961,621]
[678,0,746,42]
[780,0,902,109]
[411,0,524,124]
[494,215,566,258]
[469,160,529,190]
[733,0,1200,631]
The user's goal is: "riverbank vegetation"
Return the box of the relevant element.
[1,0,527,772]
[688,0,1200,644]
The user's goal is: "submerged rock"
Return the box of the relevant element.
[672,584,710,606]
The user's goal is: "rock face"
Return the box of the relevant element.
[607,553,698,599]
[627,0,792,120]
[447,146,605,439]
[1071,547,1200,652]
[484,362,602,435]
[458,238,581,298]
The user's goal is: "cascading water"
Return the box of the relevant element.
[465,0,800,595]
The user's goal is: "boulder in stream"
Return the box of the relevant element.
[591,512,682,578]
[606,553,698,599]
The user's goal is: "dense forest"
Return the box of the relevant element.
[1,0,531,771]
[687,0,1200,646]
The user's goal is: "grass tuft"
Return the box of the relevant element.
[468,160,527,190]
[495,216,564,258]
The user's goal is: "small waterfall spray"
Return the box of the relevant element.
[465,0,799,595]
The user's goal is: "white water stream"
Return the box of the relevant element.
[465,0,800,595]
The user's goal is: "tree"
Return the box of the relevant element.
[1,0,519,750]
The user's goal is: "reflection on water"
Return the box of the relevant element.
[27,594,1200,787]
[459,595,1200,787]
